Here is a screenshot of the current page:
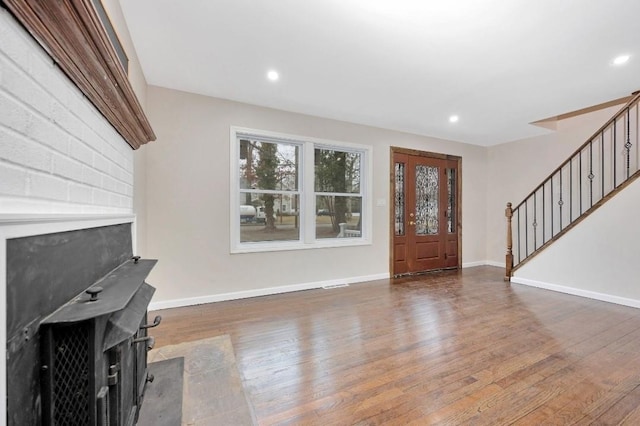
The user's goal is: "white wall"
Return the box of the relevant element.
[144,86,489,307]
[0,8,134,214]
[485,104,625,265]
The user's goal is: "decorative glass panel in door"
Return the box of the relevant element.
[447,168,456,233]
[394,162,405,236]
[415,165,439,235]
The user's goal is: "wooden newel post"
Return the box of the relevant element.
[505,202,513,281]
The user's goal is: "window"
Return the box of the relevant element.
[230,127,371,252]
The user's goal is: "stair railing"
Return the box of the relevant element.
[506,92,640,279]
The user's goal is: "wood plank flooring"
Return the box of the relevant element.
[150,266,640,425]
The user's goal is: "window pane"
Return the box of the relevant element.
[316,195,362,239]
[240,193,300,242]
[314,148,360,193]
[239,139,299,191]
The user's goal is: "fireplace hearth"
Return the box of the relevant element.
[4,219,158,426]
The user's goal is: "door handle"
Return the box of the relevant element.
[409,221,415,226]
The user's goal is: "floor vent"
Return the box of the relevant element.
[322,283,349,289]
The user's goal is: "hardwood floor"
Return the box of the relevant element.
[150,266,640,425]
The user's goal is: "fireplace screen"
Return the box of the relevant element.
[48,324,92,424]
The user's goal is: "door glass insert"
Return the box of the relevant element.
[447,168,456,233]
[415,165,439,235]
[394,162,405,236]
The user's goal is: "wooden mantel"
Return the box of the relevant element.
[3,0,156,149]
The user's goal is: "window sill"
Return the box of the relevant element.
[230,238,372,254]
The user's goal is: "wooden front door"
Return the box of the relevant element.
[392,149,461,275]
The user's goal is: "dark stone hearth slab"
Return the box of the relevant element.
[137,357,184,426]
[146,335,257,425]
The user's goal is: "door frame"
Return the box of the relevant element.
[389,147,462,276]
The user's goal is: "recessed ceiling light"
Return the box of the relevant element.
[449,115,459,123]
[267,70,279,81]
[612,55,630,66]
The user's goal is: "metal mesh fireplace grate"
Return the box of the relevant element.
[51,324,91,425]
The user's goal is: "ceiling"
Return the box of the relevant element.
[119,0,640,146]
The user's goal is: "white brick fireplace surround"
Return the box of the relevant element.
[1,7,138,420]
[0,8,134,214]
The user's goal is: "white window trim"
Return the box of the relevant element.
[230,126,372,253]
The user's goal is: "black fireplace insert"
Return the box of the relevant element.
[6,223,159,426]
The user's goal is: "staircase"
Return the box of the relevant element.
[505,92,640,280]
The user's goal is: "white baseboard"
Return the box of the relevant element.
[462,260,503,268]
[150,262,509,311]
[149,273,390,311]
[511,276,640,309]
[462,261,485,268]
